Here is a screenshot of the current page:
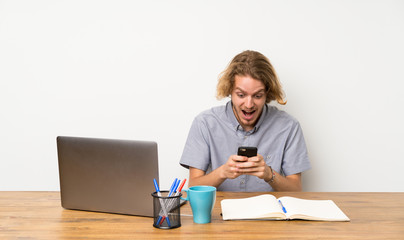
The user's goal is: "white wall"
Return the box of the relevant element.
[1,0,403,191]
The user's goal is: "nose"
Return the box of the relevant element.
[245,96,254,109]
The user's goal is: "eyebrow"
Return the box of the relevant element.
[235,87,266,95]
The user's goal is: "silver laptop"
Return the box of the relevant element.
[57,136,159,217]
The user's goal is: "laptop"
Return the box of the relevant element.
[56,136,159,217]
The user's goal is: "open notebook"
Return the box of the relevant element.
[221,194,350,221]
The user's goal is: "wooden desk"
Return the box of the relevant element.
[1,192,403,239]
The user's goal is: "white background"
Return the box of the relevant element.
[1,0,403,191]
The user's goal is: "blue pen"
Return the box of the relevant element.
[164,179,182,214]
[161,179,180,222]
[278,200,287,213]
[157,178,178,224]
[175,178,181,191]
[153,179,160,193]
[158,178,178,226]
[153,179,164,225]
[167,178,178,197]
[154,179,171,227]
[166,179,186,211]
[170,179,180,196]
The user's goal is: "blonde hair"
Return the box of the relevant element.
[216,50,286,105]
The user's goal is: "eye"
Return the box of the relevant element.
[237,93,245,98]
[254,94,263,99]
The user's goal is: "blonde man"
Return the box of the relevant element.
[180,50,310,191]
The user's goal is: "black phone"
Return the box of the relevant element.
[237,146,257,158]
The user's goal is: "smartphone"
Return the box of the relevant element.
[237,146,257,158]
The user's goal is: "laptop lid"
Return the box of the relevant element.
[57,136,159,217]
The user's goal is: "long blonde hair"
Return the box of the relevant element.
[216,50,286,105]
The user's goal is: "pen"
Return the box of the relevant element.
[176,179,186,194]
[174,179,181,192]
[158,178,178,225]
[168,178,179,197]
[278,200,287,214]
[159,178,185,225]
[154,179,171,227]
[164,179,186,213]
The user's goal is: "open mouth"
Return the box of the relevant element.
[242,110,256,119]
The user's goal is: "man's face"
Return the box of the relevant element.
[231,75,267,131]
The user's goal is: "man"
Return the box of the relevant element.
[179,50,311,191]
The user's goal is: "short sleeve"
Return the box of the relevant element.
[281,121,311,176]
[179,116,211,171]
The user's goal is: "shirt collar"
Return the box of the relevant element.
[225,101,268,133]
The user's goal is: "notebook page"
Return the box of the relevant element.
[221,194,284,220]
[279,196,350,221]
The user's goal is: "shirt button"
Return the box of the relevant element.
[240,180,245,184]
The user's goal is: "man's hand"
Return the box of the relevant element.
[234,154,272,181]
[219,154,249,179]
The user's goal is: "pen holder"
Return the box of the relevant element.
[152,191,182,229]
